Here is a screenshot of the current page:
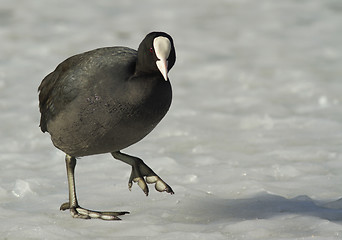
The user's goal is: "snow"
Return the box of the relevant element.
[1,0,342,239]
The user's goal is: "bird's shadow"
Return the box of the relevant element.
[180,192,342,223]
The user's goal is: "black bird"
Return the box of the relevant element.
[38,32,176,220]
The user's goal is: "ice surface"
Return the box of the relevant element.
[1,0,342,239]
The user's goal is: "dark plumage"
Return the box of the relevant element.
[38,32,176,220]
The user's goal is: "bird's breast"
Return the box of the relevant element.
[48,76,172,156]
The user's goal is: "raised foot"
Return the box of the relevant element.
[126,158,174,196]
[60,202,129,220]
[131,175,174,196]
[111,151,174,197]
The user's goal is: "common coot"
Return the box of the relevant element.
[38,31,176,220]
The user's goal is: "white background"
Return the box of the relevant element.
[1,0,342,239]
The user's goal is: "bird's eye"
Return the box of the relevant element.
[149,47,154,53]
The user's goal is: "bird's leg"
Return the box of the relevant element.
[60,154,129,220]
[111,151,174,196]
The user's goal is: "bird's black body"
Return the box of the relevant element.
[38,32,176,220]
[39,47,172,156]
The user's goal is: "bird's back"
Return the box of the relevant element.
[38,47,137,133]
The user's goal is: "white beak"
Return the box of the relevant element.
[154,36,171,81]
[156,58,169,81]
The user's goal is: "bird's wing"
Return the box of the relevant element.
[38,47,137,133]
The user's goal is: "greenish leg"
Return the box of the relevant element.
[60,154,129,220]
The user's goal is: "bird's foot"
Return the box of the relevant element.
[128,159,174,196]
[60,202,129,220]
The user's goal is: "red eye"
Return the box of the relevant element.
[149,47,154,53]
